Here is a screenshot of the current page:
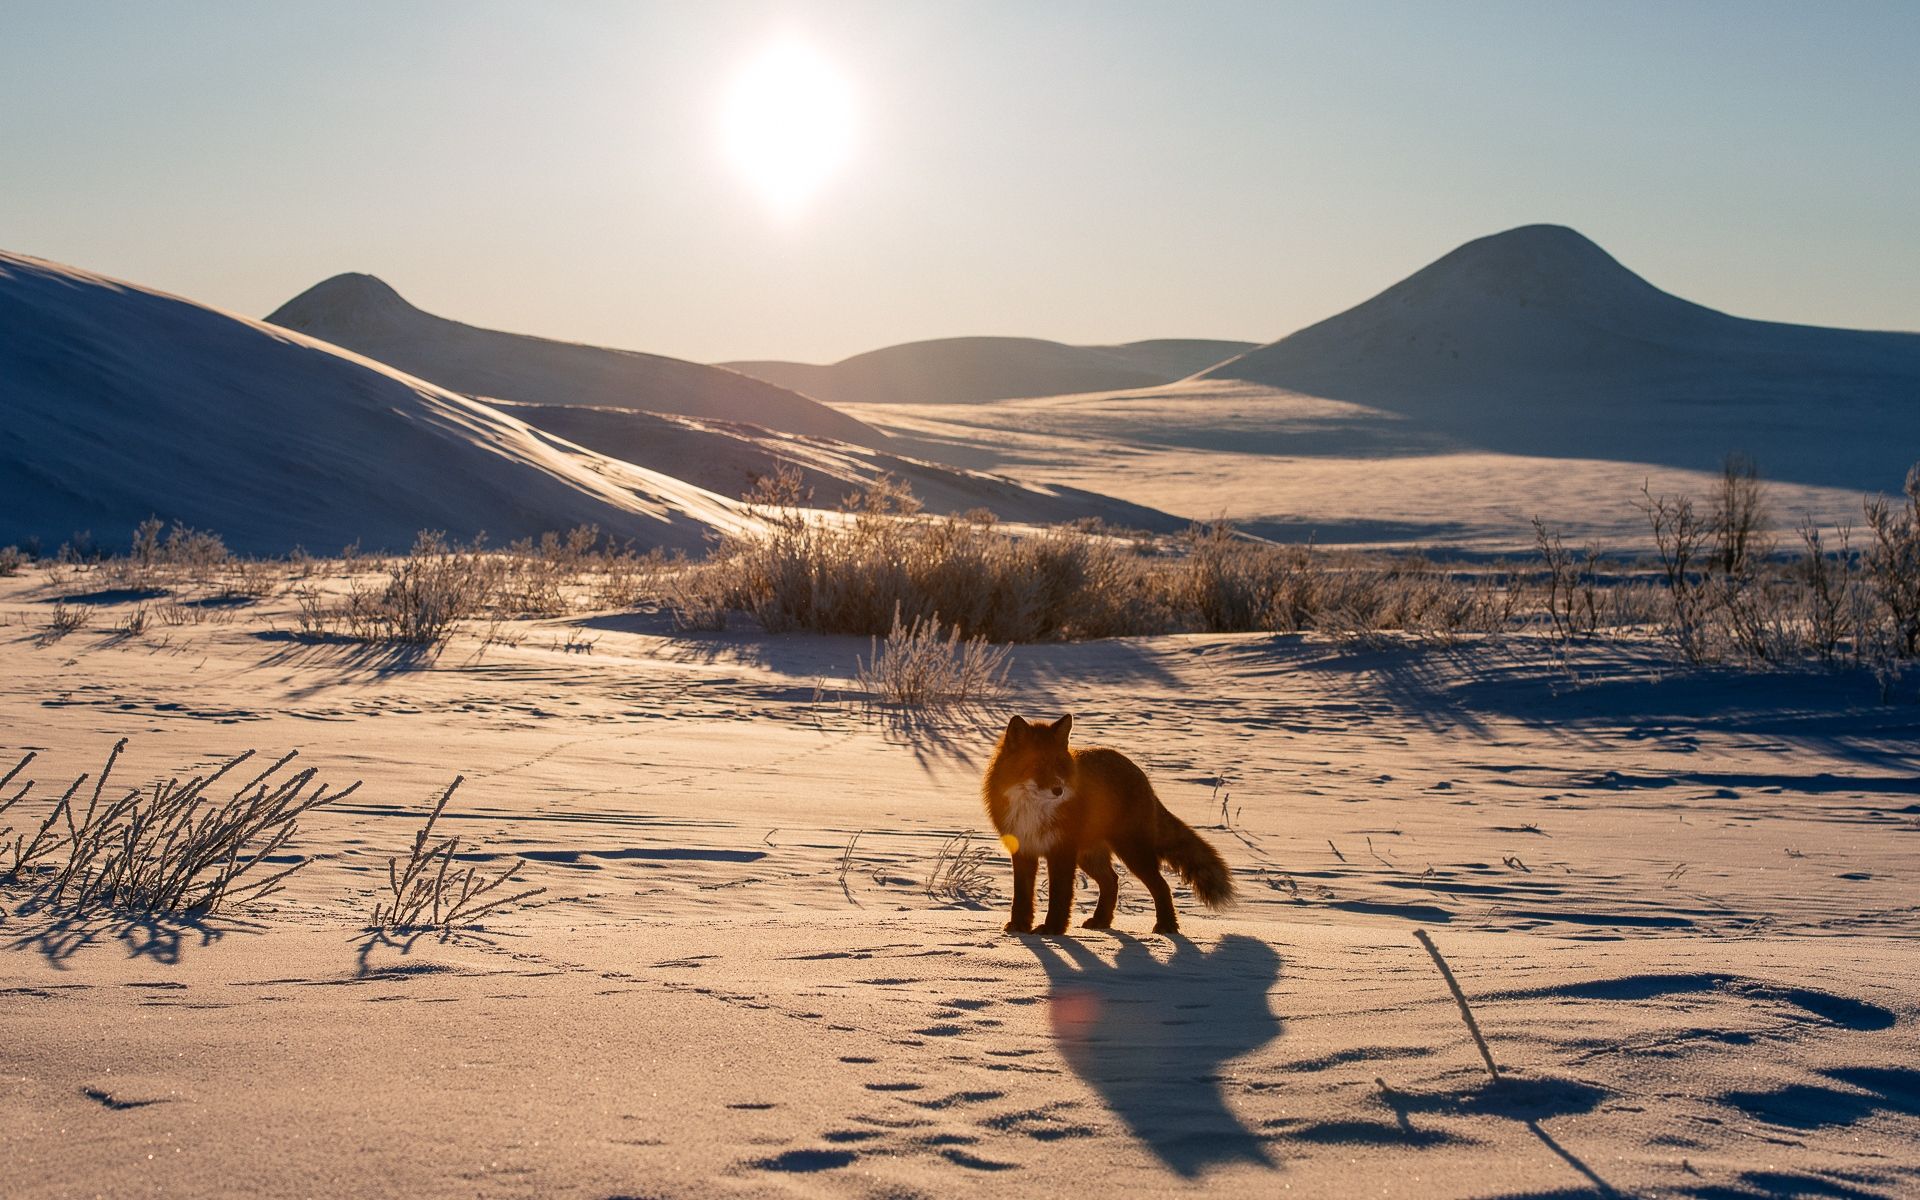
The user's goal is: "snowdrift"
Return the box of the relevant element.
[1,251,745,554]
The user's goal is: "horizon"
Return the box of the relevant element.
[4,2,1918,363]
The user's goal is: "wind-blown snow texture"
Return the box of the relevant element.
[498,401,1190,532]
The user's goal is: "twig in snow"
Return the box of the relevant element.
[1413,928,1500,1083]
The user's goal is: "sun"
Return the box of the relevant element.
[721,41,856,218]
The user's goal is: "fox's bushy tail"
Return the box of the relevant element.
[1154,803,1235,908]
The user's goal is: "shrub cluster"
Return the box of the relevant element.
[291,528,672,644]
[855,605,1013,707]
[17,458,1920,677]
[666,459,1920,680]
[1626,457,1910,670]
[673,471,1516,645]
[1,740,356,916]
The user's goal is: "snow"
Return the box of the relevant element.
[0,251,748,554]
[1198,225,1920,491]
[268,273,882,445]
[723,336,1256,405]
[3,576,1917,1197]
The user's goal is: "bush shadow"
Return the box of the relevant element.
[4,896,264,968]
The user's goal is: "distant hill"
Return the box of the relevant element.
[1200,224,1920,485]
[1,252,743,554]
[722,336,1254,405]
[267,274,880,444]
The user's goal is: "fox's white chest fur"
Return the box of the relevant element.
[1000,782,1072,855]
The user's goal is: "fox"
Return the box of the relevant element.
[982,714,1233,936]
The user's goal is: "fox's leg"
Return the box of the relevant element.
[1005,852,1038,933]
[1037,847,1077,935]
[1115,841,1178,934]
[1079,846,1118,929]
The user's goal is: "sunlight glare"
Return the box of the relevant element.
[722,40,856,218]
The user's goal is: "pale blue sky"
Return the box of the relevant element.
[3,1,1915,362]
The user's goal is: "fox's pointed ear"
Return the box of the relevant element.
[1005,714,1029,738]
[1054,714,1073,740]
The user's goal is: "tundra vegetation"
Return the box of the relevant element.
[0,739,357,917]
[8,457,1918,688]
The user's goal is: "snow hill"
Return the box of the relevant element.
[267,274,880,445]
[723,336,1254,405]
[0,252,744,554]
[497,403,1189,532]
[1201,225,1920,487]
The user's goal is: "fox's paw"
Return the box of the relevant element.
[1151,920,1181,936]
[1035,920,1070,936]
[1080,916,1113,930]
[1003,920,1033,935]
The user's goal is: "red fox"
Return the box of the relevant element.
[982,714,1233,935]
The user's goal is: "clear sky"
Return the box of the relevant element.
[3,1,1916,363]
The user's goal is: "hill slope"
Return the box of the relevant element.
[723,336,1253,405]
[267,274,879,444]
[497,403,1189,533]
[1200,225,1920,483]
[1,252,743,554]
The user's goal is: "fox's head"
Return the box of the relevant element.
[995,714,1075,798]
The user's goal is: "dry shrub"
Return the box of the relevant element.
[290,526,668,636]
[1639,480,1718,663]
[44,520,289,610]
[297,531,493,645]
[211,557,283,602]
[1178,523,1306,633]
[1532,517,1601,646]
[680,455,1920,671]
[1623,457,1919,670]
[0,740,357,915]
[0,546,25,577]
[680,469,1149,641]
[589,545,673,610]
[40,599,90,643]
[156,599,215,627]
[492,526,597,615]
[369,777,543,930]
[925,833,996,904]
[496,526,672,614]
[103,518,233,589]
[364,531,489,642]
[664,561,730,631]
[682,473,1531,645]
[857,606,1012,708]
[1864,465,1920,658]
[1797,518,1856,664]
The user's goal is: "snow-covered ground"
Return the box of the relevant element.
[856,380,1876,552]
[4,569,1917,1198]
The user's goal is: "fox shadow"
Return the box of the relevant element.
[1024,932,1282,1178]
